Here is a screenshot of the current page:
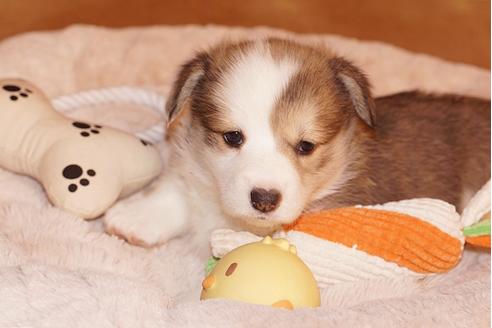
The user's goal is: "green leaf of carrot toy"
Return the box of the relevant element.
[205,256,220,275]
[463,218,490,237]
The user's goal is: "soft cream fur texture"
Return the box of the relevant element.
[0,24,489,327]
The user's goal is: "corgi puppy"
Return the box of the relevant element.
[104,38,490,253]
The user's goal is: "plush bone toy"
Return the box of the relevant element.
[211,181,490,287]
[0,79,162,218]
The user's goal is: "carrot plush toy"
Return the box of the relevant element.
[210,180,490,287]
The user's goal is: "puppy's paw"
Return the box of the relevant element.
[104,192,189,248]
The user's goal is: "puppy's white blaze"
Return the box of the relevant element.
[219,46,299,157]
[213,46,303,224]
[219,45,299,121]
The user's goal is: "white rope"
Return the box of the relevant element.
[52,86,167,143]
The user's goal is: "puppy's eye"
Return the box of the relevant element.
[296,140,316,155]
[223,131,244,148]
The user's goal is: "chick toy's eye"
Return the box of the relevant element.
[225,262,238,276]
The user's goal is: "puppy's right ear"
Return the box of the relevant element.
[165,52,209,127]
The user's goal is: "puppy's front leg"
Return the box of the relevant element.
[104,172,189,248]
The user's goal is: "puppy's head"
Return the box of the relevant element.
[166,39,375,229]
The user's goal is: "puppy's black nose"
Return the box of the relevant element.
[250,188,281,213]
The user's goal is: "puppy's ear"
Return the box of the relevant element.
[329,57,375,127]
[165,52,209,127]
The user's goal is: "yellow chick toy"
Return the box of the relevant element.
[200,236,320,309]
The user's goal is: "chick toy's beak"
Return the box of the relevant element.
[202,275,216,290]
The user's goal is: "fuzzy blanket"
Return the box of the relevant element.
[0,24,490,327]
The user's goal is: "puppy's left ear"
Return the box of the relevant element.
[329,57,376,127]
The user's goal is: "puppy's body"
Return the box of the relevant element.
[104,39,490,252]
[310,92,490,212]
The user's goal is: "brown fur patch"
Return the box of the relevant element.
[269,41,376,205]
[310,92,491,212]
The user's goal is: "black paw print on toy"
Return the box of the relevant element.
[2,84,32,101]
[62,164,96,192]
[140,139,152,146]
[72,121,102,137]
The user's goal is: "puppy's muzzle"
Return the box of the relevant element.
[250,188,281,213]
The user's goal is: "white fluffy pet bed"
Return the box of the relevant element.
[0,25,490,327]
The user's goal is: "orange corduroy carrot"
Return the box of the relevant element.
[283,207,463,274]
[465,235,491,248]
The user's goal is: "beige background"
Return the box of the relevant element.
[0,0,490,68]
